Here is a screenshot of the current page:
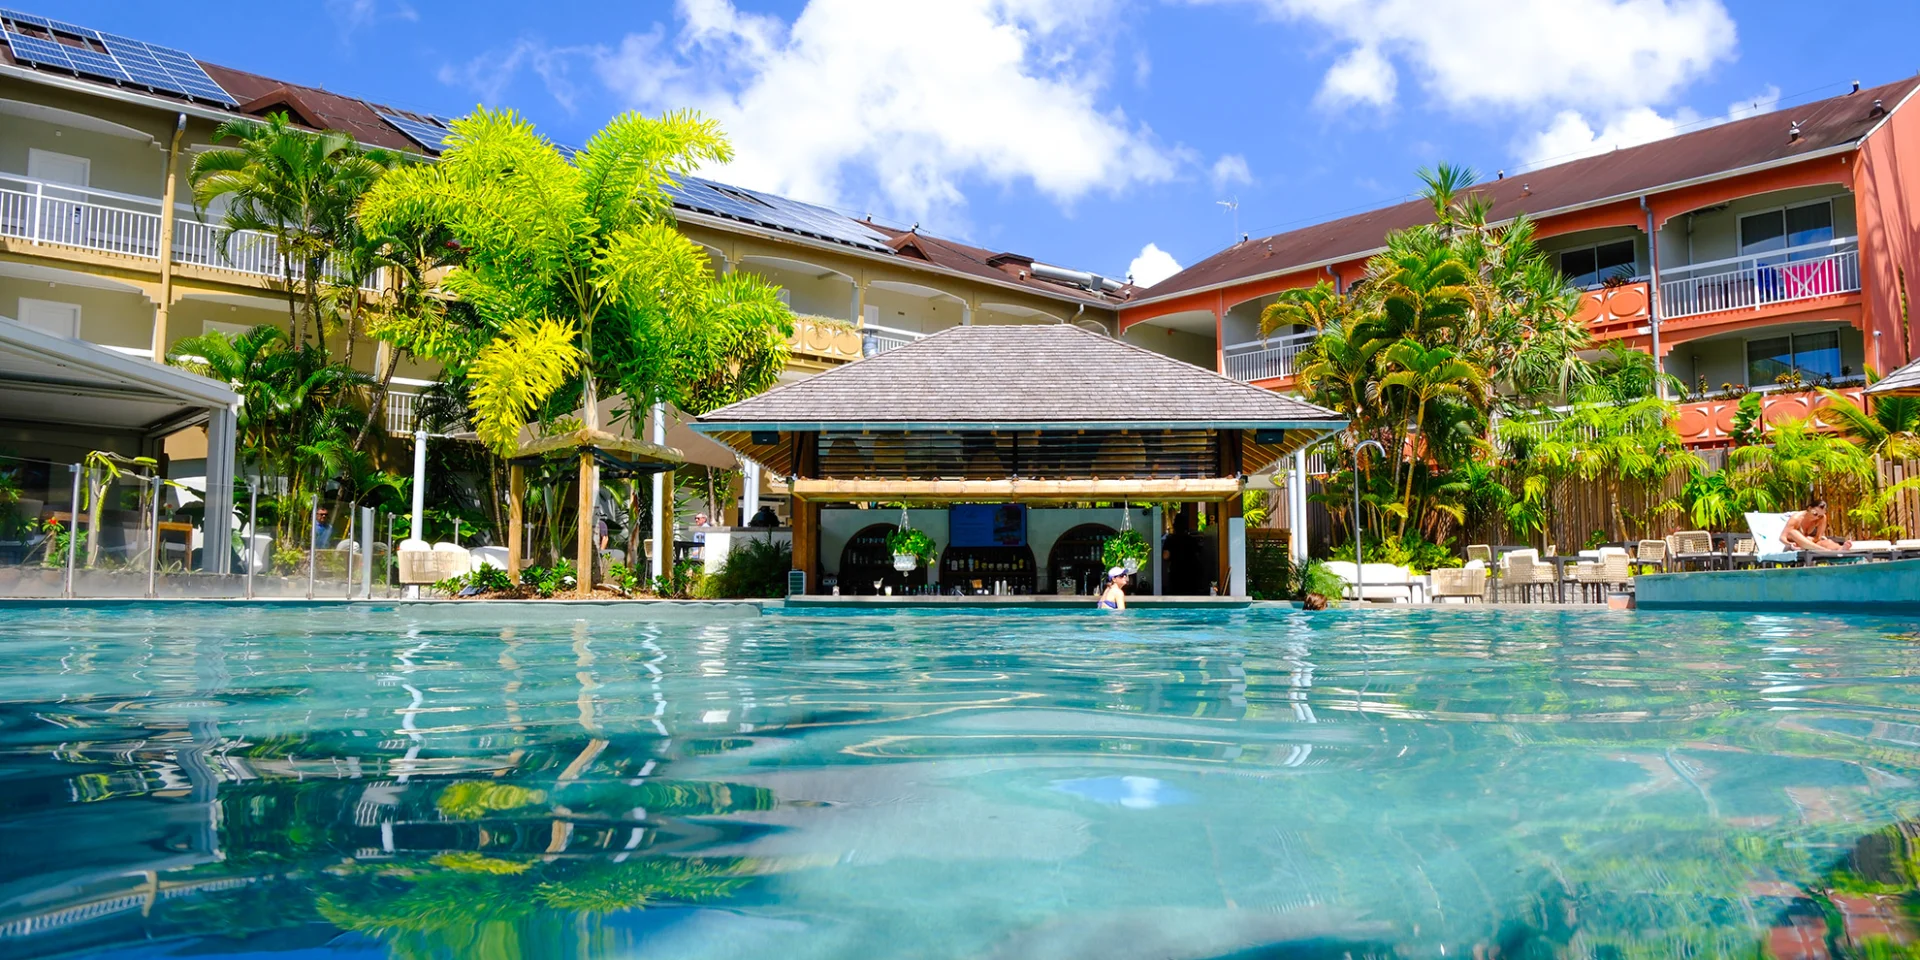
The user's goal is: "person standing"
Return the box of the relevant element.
[1097,567,1129,610]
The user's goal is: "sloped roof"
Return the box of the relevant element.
[863,223,1133,306]
[1868,356,1920,396]
[1137,76,1920,304]
[695,324,1344,428]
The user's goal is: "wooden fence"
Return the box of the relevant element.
[1260,453,1920,554]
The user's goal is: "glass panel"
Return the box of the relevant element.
[1740,210,1786,255]
[1791,331,1842,380]
[1746,335,1793,386]
[1785,202,1834,254]
[1560,247,1597,287]
[1594,239,1637,279]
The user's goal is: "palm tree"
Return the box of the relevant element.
[359,107,792,452]
[1376,339,1490,533]
[1257,279,1347,338]
[190,112,397,351]
[1817,384,1920,462]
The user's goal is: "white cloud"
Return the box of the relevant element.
[1316,43,1395,109]
[1242,0,1736,114]
[439,40,598,113]
[1128,243,1183,287]
[1728,84,1781,120]
[586,0,1181,224]
[1210,154,1253,191]
[326,0,416,39]
[1518,82,1784,169]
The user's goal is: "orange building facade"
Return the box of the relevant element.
[1117,78,1920,448]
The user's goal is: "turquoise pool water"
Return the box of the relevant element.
[2,605,1918,958]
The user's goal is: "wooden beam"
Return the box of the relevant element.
[507,463,525,581]
[791,494,819,593]
[787,478,1243,502]
[576,454,595,597]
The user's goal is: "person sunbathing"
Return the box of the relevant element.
[1781,501,1851,552]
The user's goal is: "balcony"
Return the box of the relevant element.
[860,322,925,357]
[1659,238,1860,321]
[1224,330,1316,383]
[0,173,374,289]
[1671,380,1866,446]
[786,315,863,364]
[1573,279,1651,339]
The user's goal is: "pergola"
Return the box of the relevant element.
[503,426,682,587]
[692,324,1347,595]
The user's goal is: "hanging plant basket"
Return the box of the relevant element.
[1101,529,1149,573]
[886,526,936,571]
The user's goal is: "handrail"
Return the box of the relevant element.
[1224,328,1318,353]
[1659,242,1860,319]
[1661,236,1857,278]
[859,322,928,339]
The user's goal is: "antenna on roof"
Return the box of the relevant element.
[1216,196,1239,243]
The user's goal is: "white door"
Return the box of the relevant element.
[17,298,81,339]
[27,148,90,199]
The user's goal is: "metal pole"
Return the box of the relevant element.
[410,427,428,542]
[1352,440,1386,605]
[385,514,394,599]
[245,483,257,600]
[307,494,318,600]
[63,463,80,599]
[343,508,355,600]
[359,506,374,600]
[147,474,161,599]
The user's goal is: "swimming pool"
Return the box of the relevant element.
[2,603,1917,957]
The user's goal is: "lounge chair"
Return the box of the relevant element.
[1743,512,1799,566]
[1851,540,1896,560]
[1898,539,1920,559]
[1321,561,1424,603]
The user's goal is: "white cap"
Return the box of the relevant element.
[1107,566,1127,578]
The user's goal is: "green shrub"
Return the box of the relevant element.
[698,536,792,599]
[1328,531,1461,574]
[521,560,577,598]
[606,562,641,592]
[650,558,703,599]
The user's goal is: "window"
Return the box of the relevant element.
[1746,330,1842,385]
[1740,200,1834,258]
[1558,238,1637,287]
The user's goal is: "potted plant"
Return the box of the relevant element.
[1101,528,1149,574]
[887,527,936,571]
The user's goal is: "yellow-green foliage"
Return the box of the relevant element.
[435,781,547,820]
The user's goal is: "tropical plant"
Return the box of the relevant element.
[1100,528,1150,570]
[649,558,703,599]
[519,560,577,598]
[1725,414,1878,526]
[1818,383,1920,461]
[357,107,793,453]
[885,526,936,566]
[605,561,641,593]
[189,111,397,349]
[698,535,792,599]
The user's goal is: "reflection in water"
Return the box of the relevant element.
[0,607,1917,957]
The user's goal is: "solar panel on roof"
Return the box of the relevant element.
[0,10,237,105]
[665,176,895,252]
[2,29,72,70]
[378,112,452,153]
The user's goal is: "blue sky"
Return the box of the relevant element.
[34,1,1920,286]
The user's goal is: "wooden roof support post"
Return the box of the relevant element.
[507,463,525,582]
[576,453,596,597]
[653,465,676,584]
[791,494,818,594]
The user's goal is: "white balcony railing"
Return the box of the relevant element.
[860,323,924,357]
[1659,238,1860,319]
[1223,330,1317,382]
[0,173,375,289]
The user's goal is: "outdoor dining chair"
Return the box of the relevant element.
[1503,550,1557,603]
[1466,544,1493,564]
[1572,548,1632,603]
[1669,530,1717,570]
[1631,539,1668,574]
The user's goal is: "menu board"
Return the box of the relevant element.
[949,504,1026,547]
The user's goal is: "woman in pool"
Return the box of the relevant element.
[1097,567,1128,610]
[1782,500,1850,551]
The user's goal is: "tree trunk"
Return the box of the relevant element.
[350,348,403,454]
[1401,404,1425,538]
[282,256,300,347]
[303,263,323,360]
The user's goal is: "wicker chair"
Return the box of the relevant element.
[1632,539,1668,574]
[1466,544,1493,565]
[1430,565,1488,603]
[1503,550,1557,603]
[1670,530,1715,570]
[1573,548,1632,602]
